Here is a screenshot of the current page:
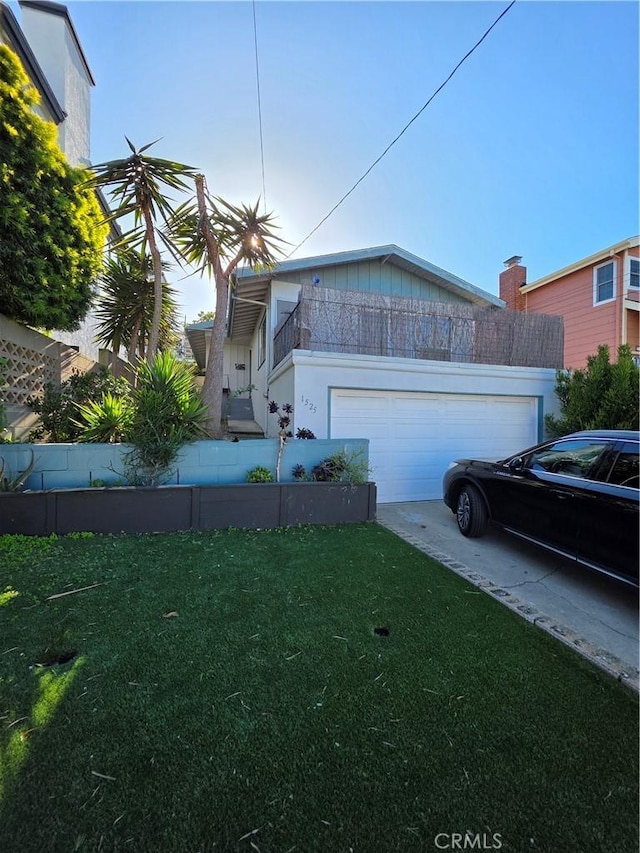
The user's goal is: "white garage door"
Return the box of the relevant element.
[330,389,538,502]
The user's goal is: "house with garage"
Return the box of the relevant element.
[187,245,564,502]
[499,236,640,370]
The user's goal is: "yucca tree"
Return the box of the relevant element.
[127,353,209,485]
[170,175,286,437]
[94,248,180,372]
[87,139,196,362]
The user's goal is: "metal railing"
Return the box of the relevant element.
[273,303,301,367]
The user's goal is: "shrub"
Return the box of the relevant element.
[0,46,107,331]
[76,393,133,443]
[76,353,208,487]
[545,344,640,437]
[312,455,346,482]
[295,427,316,439]
[27,368,131,443]
[297,449,371,484]
[247,465,274,483]
[122,354,208,486]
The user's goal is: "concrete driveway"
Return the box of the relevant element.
[377,500,639,690]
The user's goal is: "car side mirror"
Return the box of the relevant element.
[508,456,525,473]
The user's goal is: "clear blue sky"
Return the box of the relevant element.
[37,1,640,319]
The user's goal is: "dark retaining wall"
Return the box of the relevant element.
[0,482,377,536]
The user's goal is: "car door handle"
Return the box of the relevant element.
[550,489,574,500]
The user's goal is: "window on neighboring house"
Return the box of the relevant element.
[257,314,267,368]
[593,260,616,304]
[628,257,639,290]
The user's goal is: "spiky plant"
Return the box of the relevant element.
[87,139,196,362]
[168,177,287,437]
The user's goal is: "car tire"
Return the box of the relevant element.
[456,484,488,538]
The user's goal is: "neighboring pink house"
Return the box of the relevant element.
[499,237,640,369]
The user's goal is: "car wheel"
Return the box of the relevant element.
[456,484,488,538]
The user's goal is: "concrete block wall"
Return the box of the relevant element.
[0,438,369,491]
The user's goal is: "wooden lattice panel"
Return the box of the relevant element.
[0,339,57,405]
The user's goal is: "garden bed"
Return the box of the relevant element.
[0,481,377,536]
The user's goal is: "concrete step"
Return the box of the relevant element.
[226,397,254,420]
[227,419,264,439]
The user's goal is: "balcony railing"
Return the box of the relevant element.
[273,303,302,368]
[271,285,564,370]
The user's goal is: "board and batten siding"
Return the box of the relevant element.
[275,260,469,303]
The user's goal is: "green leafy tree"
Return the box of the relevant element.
[545,344,640,437]
[94,248,180,371]
[191,310,215,324]
[170,176,286,437]
[87,140,195,362]
[0,45,107,330]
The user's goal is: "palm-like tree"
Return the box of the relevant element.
[169,175,286,438]
[94,248,181,372]
[87,139,195,363]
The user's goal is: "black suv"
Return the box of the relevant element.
[442,430,639,588]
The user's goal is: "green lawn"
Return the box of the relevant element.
[0,525,637,853]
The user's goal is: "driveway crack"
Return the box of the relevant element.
[502,568,559,589]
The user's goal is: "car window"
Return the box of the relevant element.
[523,439,608,479]
[605,443,640,488]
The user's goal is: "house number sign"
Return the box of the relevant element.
[301,395,317,414]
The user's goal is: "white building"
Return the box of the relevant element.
[1,1,118,362]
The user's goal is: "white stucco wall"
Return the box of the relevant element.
[235,279,301,433]
[268,350,560,441]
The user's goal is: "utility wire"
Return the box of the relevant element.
[252,0,267,214]
[286,0,517,259]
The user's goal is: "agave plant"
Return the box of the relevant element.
[0,450,35,491]
[76,393,133,443]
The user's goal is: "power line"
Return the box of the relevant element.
[286,0,517,259]
[252,0,267,214]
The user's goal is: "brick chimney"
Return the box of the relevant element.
[499,255,527,311]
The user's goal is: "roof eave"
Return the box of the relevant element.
[523,236,640,294]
